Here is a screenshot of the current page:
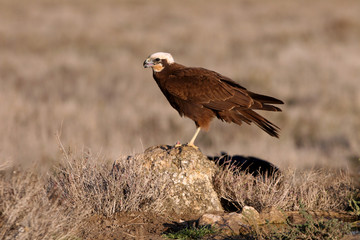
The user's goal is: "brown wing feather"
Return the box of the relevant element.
[156,64,283,137]
[165,67,253,110]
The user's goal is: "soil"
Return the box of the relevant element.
[77,210,359,240]
[78,212,253,240]
[78,211,195,240]
[78,212,165,239]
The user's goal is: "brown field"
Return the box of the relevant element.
[0,0,360,239]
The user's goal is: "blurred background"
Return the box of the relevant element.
[0,0,359,170]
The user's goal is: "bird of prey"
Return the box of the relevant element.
[143,52,283,147]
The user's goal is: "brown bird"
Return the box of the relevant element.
[143,52,283,147]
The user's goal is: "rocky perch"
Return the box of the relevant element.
[138,144,223,217]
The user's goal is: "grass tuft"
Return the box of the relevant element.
[163,226,218,240]
[214,165,354,212]
[262,204,352,240]
[0,147,171,239]
[47,147,171,217]
[349,197,360,216]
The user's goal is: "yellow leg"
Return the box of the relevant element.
[187,127,201,147]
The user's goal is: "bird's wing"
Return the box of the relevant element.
[165,67,253,111]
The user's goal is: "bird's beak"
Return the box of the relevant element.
[143,58,154,68]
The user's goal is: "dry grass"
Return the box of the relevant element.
[49,144,170,217]
[0,169,84,239]
[214,166,355,212]
[0,147,358,239]
[0,146,171,239]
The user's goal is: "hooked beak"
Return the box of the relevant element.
[143,58,154,68]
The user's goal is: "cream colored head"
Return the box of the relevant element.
[143,52,174,72]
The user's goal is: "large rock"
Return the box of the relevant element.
[138,145,223,218]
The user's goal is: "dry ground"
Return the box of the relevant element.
[0,0,359,170]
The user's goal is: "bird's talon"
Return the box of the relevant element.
[186,143,199,149]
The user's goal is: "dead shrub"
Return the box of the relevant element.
[0,146,172,239]
[214,166,354,212]
[48,148,171,217]
[0,169,84,240]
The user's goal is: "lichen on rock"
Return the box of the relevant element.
[136,144,223,218]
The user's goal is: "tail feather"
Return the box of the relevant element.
[248,91,284,105]
[251,104,282,112]
[238,109,280,137]
[245,91,283,112]
[216,90,283,137]
[224,109,281,138]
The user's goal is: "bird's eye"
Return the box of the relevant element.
[155,58,160,62]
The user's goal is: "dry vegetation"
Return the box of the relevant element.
[214,167,354,212]
[0,147,171,239]
[0,0,359,169]
[0,149,357,239]
[0,0,360,239]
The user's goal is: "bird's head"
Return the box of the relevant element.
[143,52,174,72]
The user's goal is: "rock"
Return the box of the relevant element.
[224,212,252,235]
[198,206,262,235]
[138,145,223,218]
[240,206,263,225]
[260,207,287,224]
[198,207,359,237]
[198,213,224,226]
[201,212,252,235]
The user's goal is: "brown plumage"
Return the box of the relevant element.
[143,52,283,146]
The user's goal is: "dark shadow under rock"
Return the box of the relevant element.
[208,152,280,178]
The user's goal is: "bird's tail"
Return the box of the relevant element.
[216,91,283,137]
[248,91,284,112]
[236,109,281,138]
[217,109,281,138]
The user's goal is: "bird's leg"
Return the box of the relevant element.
[187,127,201,148]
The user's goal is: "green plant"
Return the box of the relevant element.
[163,226,218,240]
[266,203,351,240]
[349,197,360,216]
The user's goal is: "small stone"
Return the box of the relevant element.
[260,207,287,224]
[224,212,252,235]
[198,213,224,226]
[240,206,263,225]
[198,212,253,236]
[103,219,112,228]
